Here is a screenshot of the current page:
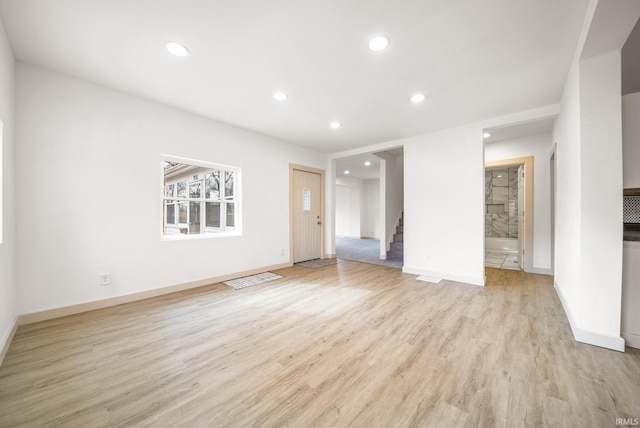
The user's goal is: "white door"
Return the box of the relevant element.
[518,165,525,270]
[293,169,322,263]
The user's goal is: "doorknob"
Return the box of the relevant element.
[317,221,322,225]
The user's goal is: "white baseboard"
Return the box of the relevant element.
[18,262,293,326]
[554,281,626,352]
[402,266,485,286]
[0,317,19,367]
[622,332,640,350]
[528,267,552,275]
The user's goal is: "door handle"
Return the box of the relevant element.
[317,221,322,225]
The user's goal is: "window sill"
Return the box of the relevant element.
[161,232,242,241]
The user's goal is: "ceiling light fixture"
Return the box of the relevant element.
[364,161,371,166]
[483,132,492,138]
[330,121,341,129]
[344,170,350,175]
[368,35,390,52]
[273,92,288,101]
[165,41,190,57]
[410,93,426,103]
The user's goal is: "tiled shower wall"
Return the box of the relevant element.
[485,167,519,238]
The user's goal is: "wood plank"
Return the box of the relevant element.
[0,261,638,427]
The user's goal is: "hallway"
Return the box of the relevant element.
[336,237,402,269]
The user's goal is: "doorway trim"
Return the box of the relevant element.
[289,164,325,263]
[485,156,534,272]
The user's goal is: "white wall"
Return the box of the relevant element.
[361,179,380,239]
[578,50,624,340]
[0,17,16,359]
[403,125,485,285]
[623,92,640,187]
[552,48,627,351]
[335,176,362,238]
[379,153,404,255]
[552,61,583,329]
[335,177,381,239]
[485,133,553,273]
[15,63,326,315]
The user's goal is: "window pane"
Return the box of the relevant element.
[166,202,175,224]
[165,184,174,197]
[189,181,202,198]
[225,171,234,198]
[226,203,235,227]
[205,171,220,199]
[189,202,200,233]
[206,202,220,227]
[303,188,311,211]
[177,181,187,198]
[179,202,188,223]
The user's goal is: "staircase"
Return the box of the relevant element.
[386,213,404,261]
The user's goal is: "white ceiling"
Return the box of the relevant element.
[335,147,404,180]
[0,0,589,153]
[483,117,555,144]
[336,153,382,181]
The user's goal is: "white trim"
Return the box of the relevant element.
[402,266,485,286]
[0,316,18,367]
[17,262,292,326]
[554,281,626,352]
[622,332,640,350]
[528,267,552,275]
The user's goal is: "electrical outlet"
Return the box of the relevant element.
[280,248,284,256]
[100,273,111,286]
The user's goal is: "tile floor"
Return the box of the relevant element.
[485,250,521,270]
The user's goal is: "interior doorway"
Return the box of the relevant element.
[485,156,534,271]
[333,148,404,267]
[290,164,324,263]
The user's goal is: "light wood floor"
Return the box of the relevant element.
[1,260,638,427]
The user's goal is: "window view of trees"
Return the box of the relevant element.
[162,159,240,237]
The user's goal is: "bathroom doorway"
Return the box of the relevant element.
[485,156,533,271]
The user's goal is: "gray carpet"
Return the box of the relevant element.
[335,237,403,269]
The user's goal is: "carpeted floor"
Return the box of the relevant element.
[335,237,402,269]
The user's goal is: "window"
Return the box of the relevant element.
[162,156,241,238]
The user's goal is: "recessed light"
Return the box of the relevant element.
[364,161,371,166]
[344,170,350,175]
[369,35,390,52]
[483,132,492,138]
[165,41,189,57]
[330,121,341,129]
[410,93,426,103]
[273,92,288,101]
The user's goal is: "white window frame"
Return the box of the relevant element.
[161,155,242,240]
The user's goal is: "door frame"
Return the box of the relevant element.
[485,156,534,272]
[289,164,325,263]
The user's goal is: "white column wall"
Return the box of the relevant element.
[0,17,16,359]
[403,125,485,285]
[577,50,624,339]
